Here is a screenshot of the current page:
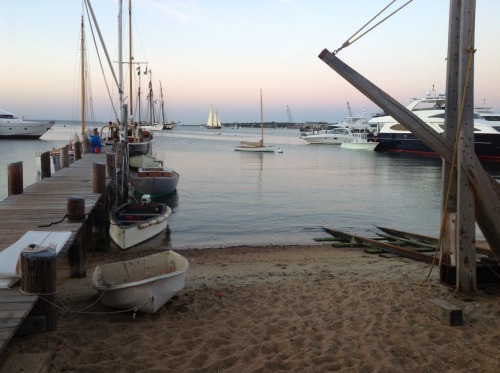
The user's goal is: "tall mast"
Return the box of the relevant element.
[80,15,85,136]
[128,0,133,125]
[260,89,264,143]
[118,0,124,128]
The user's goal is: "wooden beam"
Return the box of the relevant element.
[324,228,437,265]
[318,50,500,256]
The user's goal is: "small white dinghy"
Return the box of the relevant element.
[91,250,189,314]
[109,195,171,250]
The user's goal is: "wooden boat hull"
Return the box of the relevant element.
[131,170,180,197]
[90,250,189,314]
[110,202,171,250]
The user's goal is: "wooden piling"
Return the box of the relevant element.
[61,145,70,168]
[67,196,85,222]
[93,162,106,194]
[8,161,23,196]
[40,151,51,179]
[74,141,82,160]
[106,152,116,179]
[20,251,58,331]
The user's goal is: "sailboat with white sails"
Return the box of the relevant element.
[234,89,281,153]
[206,105,222,129]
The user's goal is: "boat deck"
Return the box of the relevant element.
[0,147,109,354]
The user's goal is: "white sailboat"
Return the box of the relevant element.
[234,89,280,153]
[206,105,222,129]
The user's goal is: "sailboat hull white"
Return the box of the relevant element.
[234,146,277,152]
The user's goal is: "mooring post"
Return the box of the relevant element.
[67,196,85,222]
[74,141,82,160]
[8,161,23,196]
[61,145,70,168]
[93,162,106,194]
[106,152,116,179]
[20,251,58,331]
[40,151,51,179]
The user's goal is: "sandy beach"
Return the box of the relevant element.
[1,244,500,372]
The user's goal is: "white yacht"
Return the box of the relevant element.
[369,90,500,161]
[301,112,376,145]
[0,108,55,139]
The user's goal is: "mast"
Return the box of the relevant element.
[260,89,264,143]
[160,81,166,126]
[80,15,85,136]
[128,0,133,125]
[118,0,125,130]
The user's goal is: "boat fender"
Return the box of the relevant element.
[150,219,158,225]
[139,223,150,229]
[157,216,166,223]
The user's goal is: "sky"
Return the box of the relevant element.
[1,0,500,125]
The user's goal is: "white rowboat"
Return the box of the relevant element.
[91,250,189,314]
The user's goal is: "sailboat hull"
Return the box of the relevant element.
[234,146,277,152]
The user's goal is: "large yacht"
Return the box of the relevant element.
[369,90,500,161]
[0,108,55,139]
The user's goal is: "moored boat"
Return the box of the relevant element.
[130,166,180,197]
[90,250,189,314]
[129,154,163,171]
[340,133,379,151]
[234,89,281,153]
[0,108,55,139]
[370,89,500,161]
[110,198,171,250]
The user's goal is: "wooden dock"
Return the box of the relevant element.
[0,148,111,355]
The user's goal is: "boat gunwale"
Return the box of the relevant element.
[90,251,189,291]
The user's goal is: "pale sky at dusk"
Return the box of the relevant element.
[1,0,499,124]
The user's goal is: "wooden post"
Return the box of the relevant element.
[93,162,106,194]
[68,232,86,278]
[8,161,23,196]
[20,251,57,331]
[67,196,85,222]
[106,152,116,179]
[74,141,82,160]
[61,145,70,168]
[40,151,51,179]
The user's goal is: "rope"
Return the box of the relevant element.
[421,0,477,284]
[38,213,89,227]
[334,0,413,55]
[32,286,154,317]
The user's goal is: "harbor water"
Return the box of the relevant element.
[1,123,499,250]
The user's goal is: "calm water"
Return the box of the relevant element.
[1,123,499,249]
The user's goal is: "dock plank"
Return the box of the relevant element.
[0,148,110,355]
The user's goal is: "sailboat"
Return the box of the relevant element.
[234,90,280,153]
[206,105,222,129]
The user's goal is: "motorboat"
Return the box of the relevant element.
[369,90,500,161]
[90,250,189,314]
[110,196,171,249]
[301,112,375,145]
[0,108,55,139]
[130,166,180,197]
[340,133,379,151]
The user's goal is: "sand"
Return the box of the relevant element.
[1,244,500,372]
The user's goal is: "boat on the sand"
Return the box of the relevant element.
[90,250,189,314]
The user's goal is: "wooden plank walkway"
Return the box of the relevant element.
[0,289,38,355]
[0,148,109,355]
